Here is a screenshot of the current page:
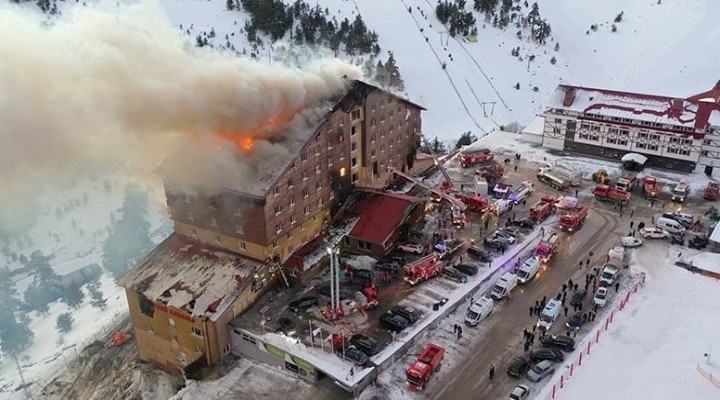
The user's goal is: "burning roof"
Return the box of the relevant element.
[119,233,264,321]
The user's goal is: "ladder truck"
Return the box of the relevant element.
[389,167,468,227]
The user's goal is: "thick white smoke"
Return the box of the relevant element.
[0,1,361,217]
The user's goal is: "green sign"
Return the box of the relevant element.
[292,356,315,374]
[265,343,285,360]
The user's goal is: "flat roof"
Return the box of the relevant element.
[119,233,265,321]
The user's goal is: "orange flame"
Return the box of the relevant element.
[215,129,255,153]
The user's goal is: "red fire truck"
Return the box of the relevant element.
[460,150,493,168]
[641,176,661,200]
[592,185,631,205]
[704,181,719,200]
[559,205,589,232]
[404,254,445,286]
[457,194,489,212]
[529,195,556,222]
[406,343,445,391]
[535,233,559,262]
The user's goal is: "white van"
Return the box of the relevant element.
[490,272,518,300]
[515,257,541,284]
[537,298,562,330]
[656,217,686,235]
[490,199,513,215]
[464,296,494,326]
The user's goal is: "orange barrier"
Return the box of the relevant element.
[697,362,720,390]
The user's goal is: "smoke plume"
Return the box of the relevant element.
[0,2,361,215]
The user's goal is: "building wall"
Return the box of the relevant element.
[699,126,720,168]
[543,108,702,171]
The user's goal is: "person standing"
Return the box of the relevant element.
[529,306,534,316]
[564,306,569,316]
[489,364,495,380]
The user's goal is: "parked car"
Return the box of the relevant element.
[510,218,536,229]
[621,236,643,248]
[379,312,409,333]
[662,212,694,228]
[454,263,479,276]
[529,347,564,363]
[277,317,297,337]
[467,246,493,262]
[689,234,709,249]
[350,333,380,356]
[390,305,422,324]
[491,230,517,244]
[527,360,556,382]
[540,334,576,352]
[600,265,620,286]
[351,268,374,282]
[375,261,401,273]
[484,237,510,251]
[507,356,532,378]
[398,243,424,254]
[593,287,609,308]
[508,384,530,400]
[335,345,369,367]
[288,297,319,313]
[443,266,468,283]
[639,227,670,239]
[569,290,587,306]
[566,312,588,331]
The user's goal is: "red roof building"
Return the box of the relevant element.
[340,189,425,257]
[541,83,720,173]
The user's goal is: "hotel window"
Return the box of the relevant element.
[302,170,309,180]
[274,205,282,215]
[273,186,280,196]
[214,234,221,242]
[315,147,321,156]
[233,205,241,215]
[168,318,176,327]
[239,242,247,250]
[351,109,361,121]
[328,157,334,167]
[304,205,310,215]
[316,164,322,173]
[208,199,217,209]
[147,325,154,334]
[351,158,358,167]
[351,126,357,136]
[301,152,307,161]
[287,178,294,188]
[340,151,346,160]
[196,345,203,353]
[290,196,296,206]
[302,188,309,198]
[272,241,278,249]
[172,334,178,342]
[290,215,297,224]
[235,223,243,234]
[351,142,357,152]
[275,223,283,233]
[210,217,218,227]
[191,327,203,337]
[183,193,191,203]
[190,227,197,236]
[186,210,193,221]
[316,180,322,190]
[555,118,562,123]
[317,198,323,208]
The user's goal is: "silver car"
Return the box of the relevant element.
[527,360,556,382]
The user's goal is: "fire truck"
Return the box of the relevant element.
[615,176,637,192]
[559,205,589,232]
[535,233,560,262]
[493,182,513,199]
[475,161,505,180]
[641,176,661,200]
[457,193,489,212]
[404,254,445,286]
[509,181,534,204]
[321,286,379,321]
[704,181,719,200]
[460,149,493,168]
[389,167,468,227]
[529,195,556,222]
[592,185,631,205]
[537,165,579,191]
[406,343,445,391]
[671,178,690,203]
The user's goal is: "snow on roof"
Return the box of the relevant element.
[547,85,713,130]
[522,116,545,135]
[621,153,648,164]
[687,252,720,275]
[709,109,720,126]
[709,222,720,244]
[119,234,263,321]
[347,190,424,245]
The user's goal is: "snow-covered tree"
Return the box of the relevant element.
[56,312,74,334]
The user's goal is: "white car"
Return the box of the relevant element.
[621,236,643,248]
[593,287,609,308]
[639,227,670,239]
[555,196,579,210]
[509,384,530,400]
[398,243,424,254]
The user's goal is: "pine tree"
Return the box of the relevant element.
[56,313,74,334]
[226,0,234,10]
[431,137,447,154]
[0,268,34,355]
[88,282,108,311]
[384,52,405,91]
[61,282,84,309]
[455,131,477,149]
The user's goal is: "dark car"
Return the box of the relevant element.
[511,218,536,229]
[288,296,319,313]
[507,356,532,378]
[336,345,369,366]
[277,317,297,337]
[351,268,375,282]
[454,263,479,276]
[375,261,401,273]
[540,334,576,352]
[569,290,587,306]
[484,237,510,251]
[467,246,493,262]
[443,266,468,283]
[689,235,709,249]
[529,347,565,363]
[379,312,409,333]
[391,305,422,324]
[350,333,380,356]
[566,312,588,331]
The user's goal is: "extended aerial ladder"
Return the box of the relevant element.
[388,167,468,226]
[434,156,455,191]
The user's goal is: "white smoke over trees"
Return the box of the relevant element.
[0,1,361,220]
